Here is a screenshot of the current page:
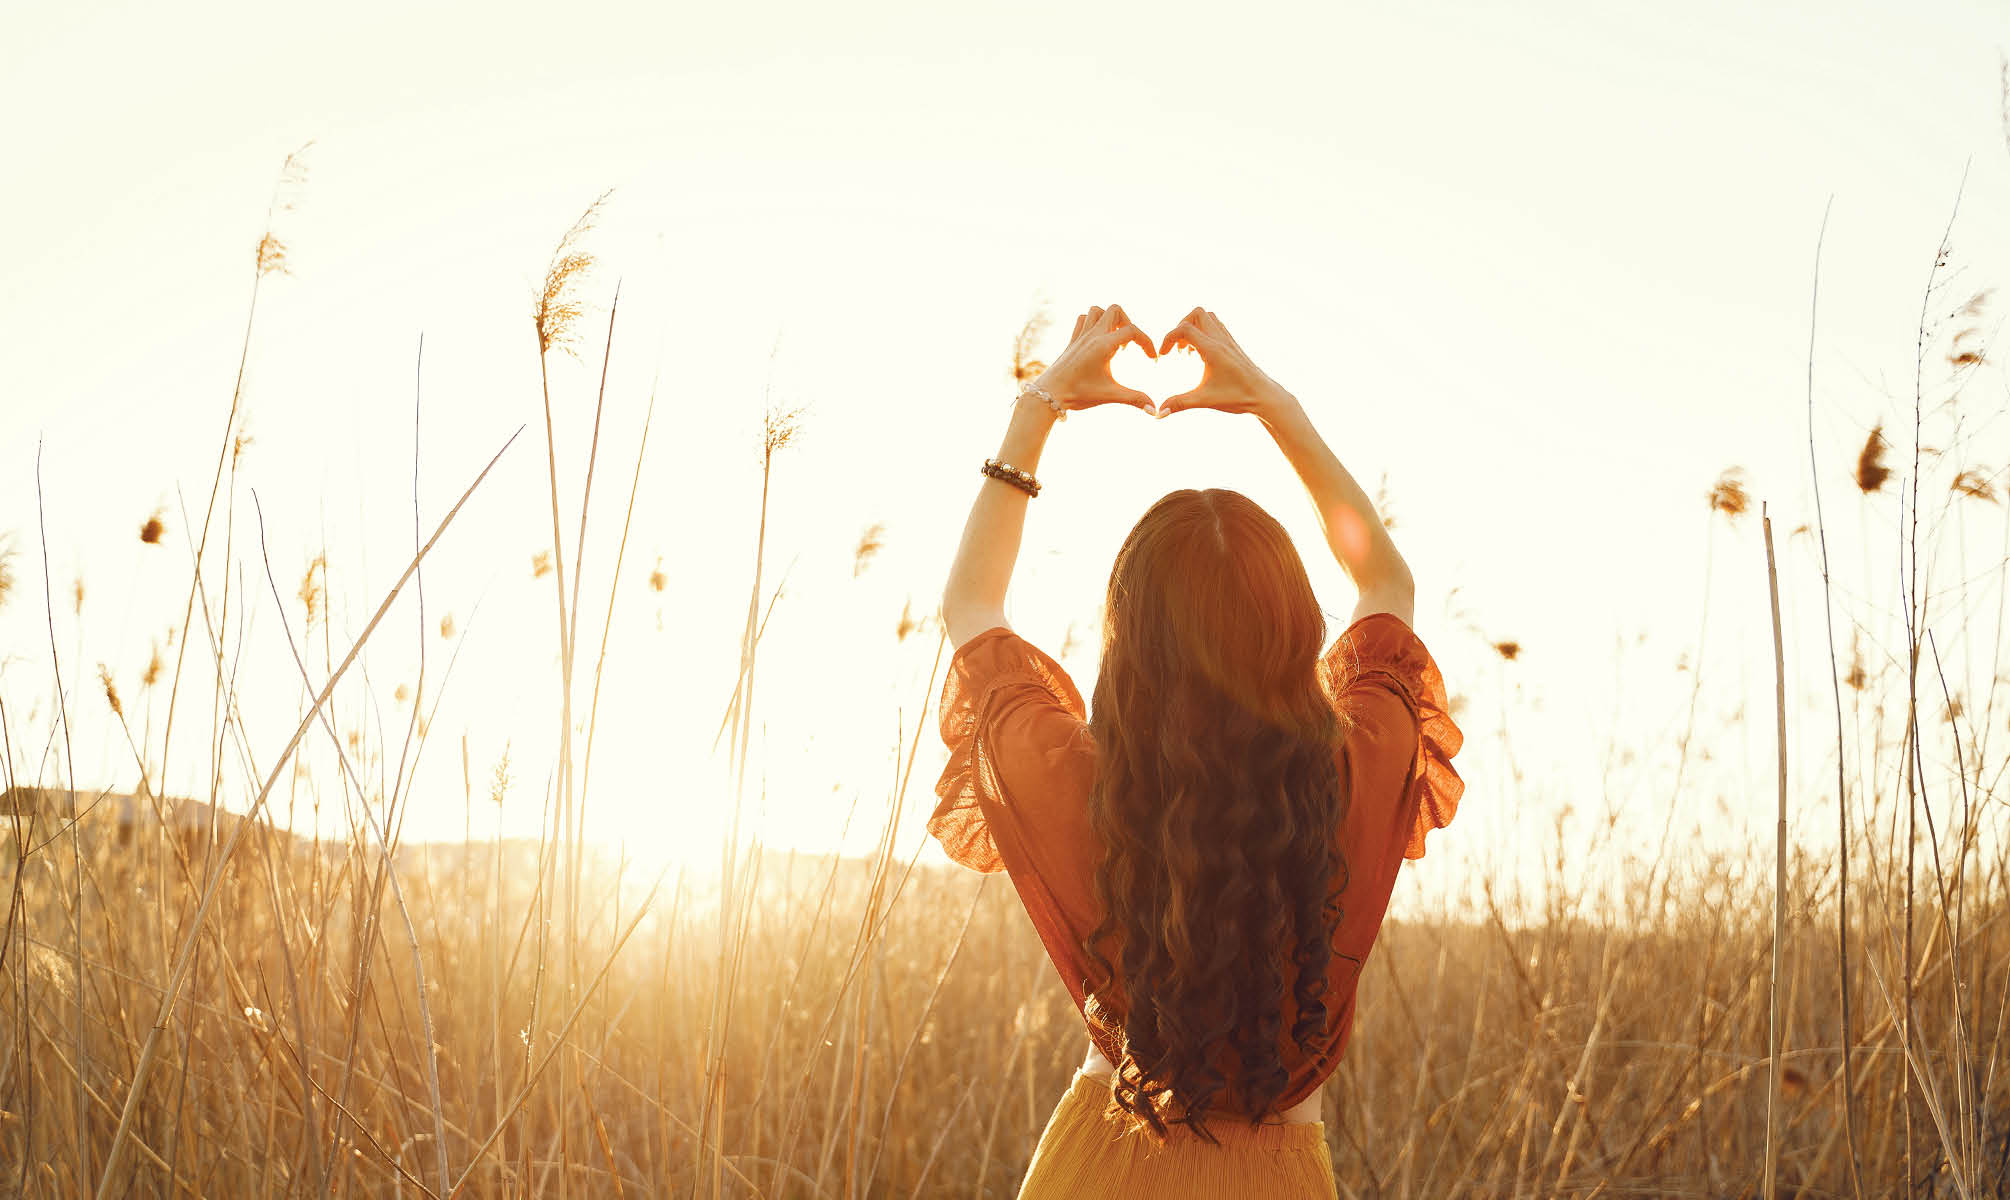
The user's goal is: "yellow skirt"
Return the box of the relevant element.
[1015,1070,1338,1199]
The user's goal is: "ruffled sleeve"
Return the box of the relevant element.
[1319,613,1465,860]
[930,625,1091,874]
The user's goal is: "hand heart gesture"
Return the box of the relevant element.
[1028,305,1289,422]
[1025,304,1160,417]
[1152,307,1289,419]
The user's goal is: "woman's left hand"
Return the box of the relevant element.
[1028,304,1159,416]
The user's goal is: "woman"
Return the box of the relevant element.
[932,304,1465,1198]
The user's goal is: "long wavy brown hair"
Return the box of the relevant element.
[1078,488,1352,1145]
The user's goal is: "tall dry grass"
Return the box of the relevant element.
[1,149,2008,1200]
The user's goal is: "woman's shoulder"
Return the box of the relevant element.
[1323,612,1466,863]
[1320,613,1431,693]
[946,625,1090,723]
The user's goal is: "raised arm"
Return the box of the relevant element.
[1259,396,1414,626]
[941,304,1158,650]
[1156,308,1414,627]
[940,394,1057,650]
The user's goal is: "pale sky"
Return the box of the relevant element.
[6,0,2010,915]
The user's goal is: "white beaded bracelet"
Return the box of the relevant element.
[1017,379,1067,421]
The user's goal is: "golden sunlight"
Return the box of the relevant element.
[7,3,2010,1194]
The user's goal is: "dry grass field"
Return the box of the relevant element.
[3,817,2007,1198]
[3,169,2008,1198]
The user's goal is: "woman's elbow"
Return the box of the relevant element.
[1383,556,1416,596]
[941,598,1009,650]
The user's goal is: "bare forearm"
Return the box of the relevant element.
[1258,390,1412,594]
[941,395,1058,637]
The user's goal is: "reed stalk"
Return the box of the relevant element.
[1763,500,1787,1199]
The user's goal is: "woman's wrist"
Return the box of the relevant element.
[995,393,1057,476]
[1255,383,1307,437]
[1013,387,1062,424]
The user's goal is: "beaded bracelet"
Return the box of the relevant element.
[982,457,1041,497]
[1018,379,1067,421]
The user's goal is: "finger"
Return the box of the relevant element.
[1084,306,1105,331]
[1071,312,1087,340]
[1201,310,1243,352]
[1103,303,1126,330]
[1156,388,1203,418]
[1158,321,1210,357]
[1125,322,1156,359]
[1106,321,1156,359]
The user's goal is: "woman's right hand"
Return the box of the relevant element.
[1153,307,1296,421]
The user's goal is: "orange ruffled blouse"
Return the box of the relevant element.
[929,612,1465,1116]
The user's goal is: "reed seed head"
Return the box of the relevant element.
[140,510,165,545]
[532,550,553,579]
[535,190,612,358]
[256,233,291,277]
[490,745,513,806]
[854,522,886,578]
[1856,424,1891,493]
[1012,305,1052,384]
[258,143,312,281]
[1706,468,1749,518]
[1949,288,1994,371]
[1952,469,1996,502]
[299,554,326,630]
[98,664,122,718]
[763,400,807,458]
[1949,328,1985,370]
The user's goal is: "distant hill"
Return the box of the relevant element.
[0,785,280,856]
